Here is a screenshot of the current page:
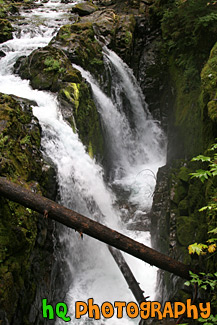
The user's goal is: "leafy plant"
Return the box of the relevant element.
[190,145,217,182]
[185,143,217,324]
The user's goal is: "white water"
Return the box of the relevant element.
[0,1,166,324]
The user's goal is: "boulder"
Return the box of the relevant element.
[71,2,98,16]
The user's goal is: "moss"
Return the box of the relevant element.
[0,18,13,43]
[168,57,203,158]
[58,81,104,159]
[51,22,104,76]
[88,141,93,159]
[177,166,190,183]
[44,57,65,73]
[17,46,81,92]
[201,42,217,122]
[172,183,187,205]
[0,93,55,322]
[59,83,80,112]
[125,30,132,44]
[74,82,104,159]
[178,199,188,216]
[149,1,217,158]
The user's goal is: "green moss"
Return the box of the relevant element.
[44,57,65,73]
[60,83,80,112]
[172,183,187,205]
[149,0,217,157]
[88,142,93,159]
[201,42,217,122]
[178,166,190,183]
[0,18,13,43]
[58,81,104,159]
[168,57,203,158]
[178,199,188,216]
[17,46,81,92]
[74,82,104,159]
[51,22,103,75]
[0,93,54,322]
[125,30,132,44]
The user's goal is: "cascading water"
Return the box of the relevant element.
[0,1,166,324]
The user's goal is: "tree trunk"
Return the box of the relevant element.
[108,246,147,303]
[0,177,192,279]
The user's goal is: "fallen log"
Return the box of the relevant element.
[0,177,192,279]
[108,246,146,303]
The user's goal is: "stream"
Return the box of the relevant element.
[0,1,166,324]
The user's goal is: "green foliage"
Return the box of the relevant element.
[184,272,217,324]
[160,0,217,67]
[198,314,217,325]
[185,271,217,290]
[190,169,211,183]
[153,0,217,100]
[44,57,65,73]
[190,149,217,182]
[186,144,217,324]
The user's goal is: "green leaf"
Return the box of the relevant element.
[207,238,217,243]
[188,243,208,255]
[209,143,217,151]
[208,228,217,234]
[189,170,211,182]
[211,169,217,177]
[199,206,209,211]
[191,155,211,162]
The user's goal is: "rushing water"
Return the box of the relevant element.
[0,1,166,324]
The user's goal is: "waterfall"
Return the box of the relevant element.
[0,1,166,324]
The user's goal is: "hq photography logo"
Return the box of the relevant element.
[42,298,211,322]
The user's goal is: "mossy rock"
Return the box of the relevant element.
[178,199,188,216]
[50,22,104,76]
[15,41,105,160]
[176,216,197,246]
[188,181,205,214]
[71,2,98,16]
[178,166,190,183]
[58,81,105,159]
[0,93,42,179]
[172,183,188,205]
[0,93,56,322]
[201,42,217,122]
[16,45,82,91]
[0,19,13,43]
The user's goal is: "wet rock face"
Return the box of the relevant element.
[0,93,57,324]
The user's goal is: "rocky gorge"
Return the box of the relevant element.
[0,0,217,324]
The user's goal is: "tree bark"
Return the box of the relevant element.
[0,177,192,279]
